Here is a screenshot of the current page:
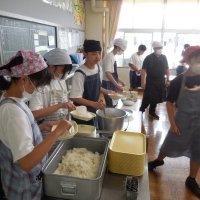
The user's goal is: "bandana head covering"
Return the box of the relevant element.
[113,38,127,51]
[0,50,48,77]
[83,40,102,53]
[182,46,200,62]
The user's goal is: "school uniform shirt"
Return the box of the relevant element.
[166,73,200,103]
[0,97,34,162]
[29,79,68,111]
[102,52,115,81]
[129,52,144,71]
[70,64,103,99]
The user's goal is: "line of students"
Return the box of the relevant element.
[0,38,127,200]
[1,39,200,199]
[0,51,72,199]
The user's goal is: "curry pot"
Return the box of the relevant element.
[96,108,127,131]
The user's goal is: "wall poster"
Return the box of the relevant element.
[73,0,85,25]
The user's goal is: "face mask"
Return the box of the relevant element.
[117,50,123,55]
[155,49,162,55]
[190,64,200,74]
[22,91,34,102]
[22,83,34,102]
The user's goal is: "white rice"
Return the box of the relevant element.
[54,148,101,179]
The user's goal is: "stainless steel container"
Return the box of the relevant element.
[96,108,127,131]
[42,137,109,200]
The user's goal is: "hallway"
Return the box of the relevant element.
[142,101,200,200]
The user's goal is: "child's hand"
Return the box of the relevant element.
[39,121,53,132]
[170,123,180,136]
[94,101,106,110]
[62,102,76,111]
[117,84,124,91]
[53,120,72,137]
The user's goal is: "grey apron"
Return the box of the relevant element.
[160,72,200,164]
[0,98,46,200]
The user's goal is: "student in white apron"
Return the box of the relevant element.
[148,46,200,198]
[29,48,76,154]
[0,50,71,200]
[29,48,76,122]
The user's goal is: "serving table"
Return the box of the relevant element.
[44,99,150,200]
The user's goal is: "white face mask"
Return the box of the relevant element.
[22,91,34,102]
[22,83,34,102]
[155,49,162,55]
[190,64,200,75]
[117,50,123,55]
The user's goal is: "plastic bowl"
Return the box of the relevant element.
[52,120,78,140]
[122,99,135,106]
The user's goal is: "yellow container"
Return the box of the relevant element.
[108,131,146,176]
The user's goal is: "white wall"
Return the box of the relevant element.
[85,1,130,88]
[0,0,84,30]
[85,0,103,43]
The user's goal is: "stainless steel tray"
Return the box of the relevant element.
[43,137,109,200]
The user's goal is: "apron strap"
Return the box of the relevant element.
[75,69,86,76]
[75,64,100,76]
[97,64,100,74]
[176,71,188,105]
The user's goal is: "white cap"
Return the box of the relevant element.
[152,41,163,48]
[44,48,72,65]
[113,38,127,51]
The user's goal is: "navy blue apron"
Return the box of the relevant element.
[73,65,101,126]
[102,61,119,107]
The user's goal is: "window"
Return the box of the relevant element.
[123,33,152,66]
[165,0,198,29]
[116,0,200,69]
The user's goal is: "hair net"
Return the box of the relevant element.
[113,38,127,51]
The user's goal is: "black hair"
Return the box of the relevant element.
[184,44,190,49]
[0,53,51,91]
[138,44,147,52]
[114,45,118,49]
[29,68,51,87]
[54,64,72,79]
[83,39,102,53]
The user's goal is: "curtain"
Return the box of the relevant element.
[107,0,123,47]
